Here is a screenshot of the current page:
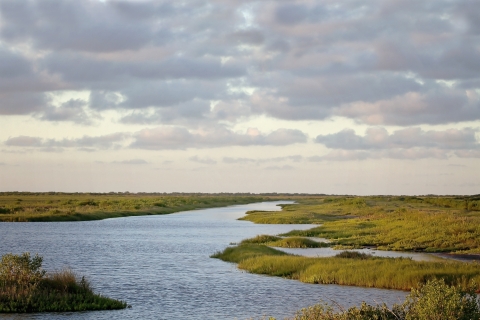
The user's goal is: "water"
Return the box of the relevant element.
[275,246,440,261]
[0,202,407,319]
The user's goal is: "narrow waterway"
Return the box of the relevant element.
[0,202,407,319]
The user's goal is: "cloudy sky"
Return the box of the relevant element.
[0,0,479,194]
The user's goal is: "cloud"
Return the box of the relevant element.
[4,133,128,150]
[36,98,98,124]
[130,127,307,150]
[119,100,212,125]
[315,127,479,150]
[0,0,479,127]
[0,0,155,52]
[309,149,449,161]
[454,150,480,158]
[112,159,148,165]
[5,136,43,147]
[4,126,308,152]
[264,165,295,170]
[312,126,480,160]
[0,92,47,115]
[189,156,217,165]
[223,155,303,164]
[43,54,245,84]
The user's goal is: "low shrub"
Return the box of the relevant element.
[0,253,127,313]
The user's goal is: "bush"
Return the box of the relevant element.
[402,278,480,320]
[286,279,480,320]
[0,253,127,313]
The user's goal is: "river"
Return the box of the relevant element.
[0,202,407,319]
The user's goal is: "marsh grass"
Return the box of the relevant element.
[0,253,127,313]
[239,196,480,254]
[0,193,269,222]
[240,235,328,248]
[281,279,480,320]
[210,244,287,263]
[213,245,480,291]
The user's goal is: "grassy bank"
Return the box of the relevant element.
[240,235,328,248]
[212,245,480,291]
[0,192,275,222]
[281,279,480,320]
[0,253,127,313]
[241,196,480,254]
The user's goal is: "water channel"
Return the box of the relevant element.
[0,202,407,319]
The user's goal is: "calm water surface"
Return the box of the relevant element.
[275,246,440,261]
[0,202,407,319]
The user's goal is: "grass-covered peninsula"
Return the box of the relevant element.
[0,252,126,313]
[283,279,480,320]
[212,245,480,291]
[0,192,281,222]
[214,194,480,295]
[241,195,480,254]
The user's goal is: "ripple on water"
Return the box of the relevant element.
[0,202,407,320]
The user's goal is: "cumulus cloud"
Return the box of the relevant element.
[309,149,449,162]
[112,159,149,165]
[313,127,480,160]
[0,0,479,128]
[36,99,98,124]
[315,127,479,150]
[130,127,307,150]
[223,155,303,164]
[189,156,217,165]
[4,133,128,150]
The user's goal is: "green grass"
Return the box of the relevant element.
[212,245,480,291]
[0,253,127,313]
[240,196,480,254]
[240,235,328,248]
[281,282,480,320]
[277,279,480,320]
[0,193,274,222]
[210,244,288,263]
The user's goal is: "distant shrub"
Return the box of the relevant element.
[241,235,282,244]
[334,251,373,260]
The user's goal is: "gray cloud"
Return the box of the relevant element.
[43,54,245,83]
[189,156,217,165]
[119,100,212,124]
[264,165,294,170]
[0,0,154,52]
[0,0,479,127]
[0,92,47,115]
[223,155,303,164]
[37,99,96,124]
[316,127,479,150]
[112,159,149,165]
[130,127,307,150]
[5,136,43,147]
[4,133,128,150]
[309,149,449,162]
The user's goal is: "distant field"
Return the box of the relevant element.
[214,195,480,293]
[0,192,281,222]
[241,195,480,254]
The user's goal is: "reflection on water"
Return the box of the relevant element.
[0,202,407,320]
[274,246,441,261]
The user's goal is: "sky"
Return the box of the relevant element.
[0,0,479,195]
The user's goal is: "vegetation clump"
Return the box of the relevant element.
[0,253,127,313]
[240,235,327,248]
[284,279,480,320]
[239,196,480,254]
[0,193,270,222]
[212,244,480,291]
